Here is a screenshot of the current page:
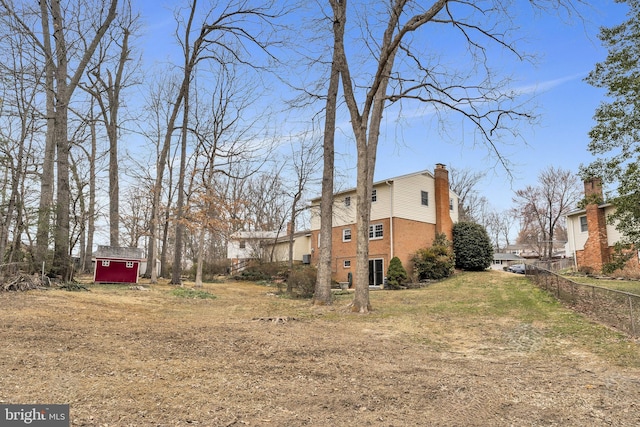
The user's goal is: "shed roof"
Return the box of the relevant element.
[93,245,144,260]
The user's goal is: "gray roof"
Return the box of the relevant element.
[93,245,144,260]
[493,253,524,261]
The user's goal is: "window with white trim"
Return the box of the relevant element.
[126,261,134,268]
[369,223,383,240]
[101,260,110,267]
[239,240,246,249]
[344,196,351,207]
[343,260,351,268]
[421,191,429,206]
[343,228,351,242]
[371,189,377,202]
[579,215,588,233]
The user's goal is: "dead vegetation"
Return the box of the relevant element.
[0,272,49,291]
[1,272,639,426]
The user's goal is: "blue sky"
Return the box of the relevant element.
[136,1,628,213]
[370,2,628,211]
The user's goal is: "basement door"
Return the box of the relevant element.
[368,259,384,287]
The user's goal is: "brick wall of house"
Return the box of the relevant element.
[392,217,437,277]
[310,217,438,283]
[581,178,610,272]
[309,165,454,284]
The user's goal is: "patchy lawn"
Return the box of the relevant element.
[1,271,639,426]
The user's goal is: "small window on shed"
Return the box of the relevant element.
[343,260,351,268]
[101,260,110,267]
[126,261,134,268]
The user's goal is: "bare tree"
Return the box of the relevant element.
[449,166,487,223]
[0,28,43,265]
[513,166,581,259]
[187,62,268,287]
[311,0,345,306]
[322,0,584,311]
[120,186,152,248]
[284,133,322,293]
[81,1,141,247]
[141,0,281,284]
[0,0,118,279]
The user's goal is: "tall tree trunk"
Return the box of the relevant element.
[50,0,118,280]
[313,0,345,306]
[171,86,189,285]
[336,0,401,312]
[84,118,97,272]
[34,0,56,273]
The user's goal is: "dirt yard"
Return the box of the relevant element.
[1,272,639,426]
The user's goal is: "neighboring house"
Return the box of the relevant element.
[491,252,524,271]
[309,164,459,286]
[93,246,145,284]
[268,229,313,265]
[503,243,565,260]
[503,243,541,259]
[566,177,628,272]
[227,227,312,272]
[227,230,279,272]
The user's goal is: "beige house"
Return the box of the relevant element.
[565,178,627,272]
[308,164,459,286]
[227,228,312,272]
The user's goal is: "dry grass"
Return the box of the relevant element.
[1,271,639,426]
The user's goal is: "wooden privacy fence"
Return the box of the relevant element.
[525,265,640,337]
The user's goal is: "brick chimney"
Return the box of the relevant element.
[581,177,609,271]
[434,163,453,240]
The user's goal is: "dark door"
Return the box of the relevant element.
[368,259,384,287]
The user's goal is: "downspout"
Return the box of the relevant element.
[386,180,394,259]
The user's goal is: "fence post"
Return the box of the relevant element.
[629,295,637,337]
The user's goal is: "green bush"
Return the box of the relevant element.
[452,222,493,271]
[411,233,454,281]
[386,256,408,289]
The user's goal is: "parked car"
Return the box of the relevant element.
[507,264,526,274]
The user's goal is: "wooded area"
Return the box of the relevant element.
[0,0,592,307]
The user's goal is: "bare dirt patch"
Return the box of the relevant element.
[1,273,639,426]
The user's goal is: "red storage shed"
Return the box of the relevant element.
[93,246,145,284]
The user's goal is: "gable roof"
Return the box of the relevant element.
[310,169,455,203]
[566,202,614,218]
[93,246,144,260]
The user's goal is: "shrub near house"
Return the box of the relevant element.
[411,233,455,281]
[452,222,493,271]
[386,256,408,289]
